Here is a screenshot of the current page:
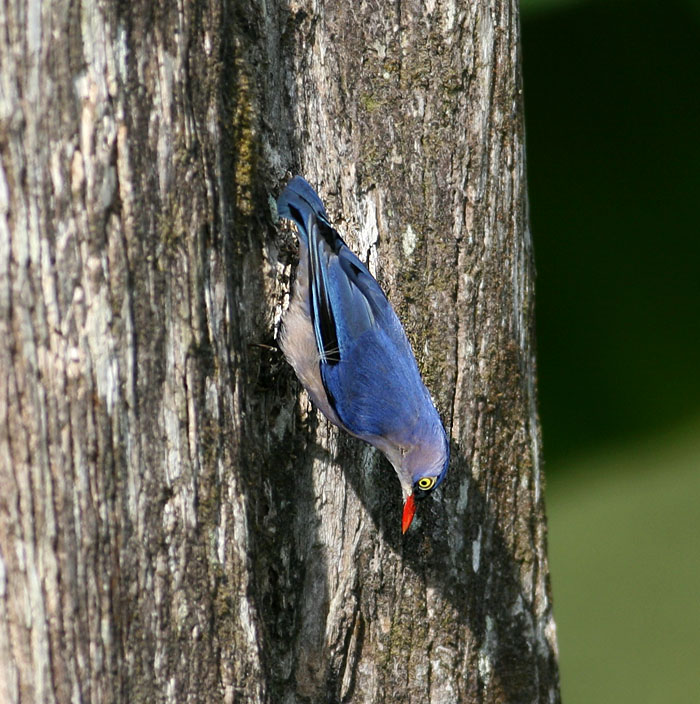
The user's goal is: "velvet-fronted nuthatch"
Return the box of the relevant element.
[277,176,449,532]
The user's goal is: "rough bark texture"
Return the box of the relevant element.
[0,0,559,703]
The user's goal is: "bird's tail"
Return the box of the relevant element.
[277,176,330,245]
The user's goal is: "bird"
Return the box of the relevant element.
[277,176,449,533]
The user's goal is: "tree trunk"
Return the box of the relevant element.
[0,0,559,702]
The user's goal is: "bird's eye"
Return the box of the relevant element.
[417,477,436,491]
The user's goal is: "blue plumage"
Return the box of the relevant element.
[277,176,449,532]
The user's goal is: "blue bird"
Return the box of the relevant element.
[277,176,449,532]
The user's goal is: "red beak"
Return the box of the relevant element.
[402,493,416,534]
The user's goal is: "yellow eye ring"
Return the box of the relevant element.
[417,477,436,491]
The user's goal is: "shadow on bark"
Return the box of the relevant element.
[312,435,557,703]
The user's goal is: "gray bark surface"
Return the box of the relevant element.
[0,1,559,702]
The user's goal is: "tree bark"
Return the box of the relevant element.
[0,0,559,702]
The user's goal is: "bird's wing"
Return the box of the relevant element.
[312,228,433,439]
[309,218,387,364]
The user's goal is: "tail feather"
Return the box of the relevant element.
[277,176,330,243]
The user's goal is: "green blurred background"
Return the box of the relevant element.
[520,0,700,701]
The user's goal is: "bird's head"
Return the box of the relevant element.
[398,431,450,534]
